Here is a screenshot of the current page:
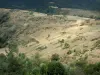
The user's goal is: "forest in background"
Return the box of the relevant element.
[0,0,100,10]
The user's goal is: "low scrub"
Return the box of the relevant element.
[0,12,17,48]
[0,42,100,75]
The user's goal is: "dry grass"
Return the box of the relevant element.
[0,8,100,64]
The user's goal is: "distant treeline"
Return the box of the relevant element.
[54,0,100,10]
[0,0,50,9]
[0,0,100,10]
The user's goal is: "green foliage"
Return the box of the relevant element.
[32,67,41,75]
[32,53,44,67]
[47,61,65,75]
[74,59,87,68]
[84,63,100,75]
[58,39,70,49]
[51,53,60,61]
[0,24,17,48]
[88,15,100,20]
[0,42,33,75]
[8,41,18,53]
[0,12,10,47]
[7,57,23,75]
[0,12,17,48]
[0,53,7,74]
[63,43,70,49]
[94,16,100,20]
[67,50,72,55]
[93,40,100,49]
[0,42,100,75]
[46,6,56,14]
[35,6,57,15]
[0,12,9,24]
[40,63,48,75]
[68,67,85,75]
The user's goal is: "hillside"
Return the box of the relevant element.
[0,8,100,64]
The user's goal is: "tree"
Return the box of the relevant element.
[47,61,65,75]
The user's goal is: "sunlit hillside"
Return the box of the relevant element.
[0,8,100,64]
[0,1,100,75]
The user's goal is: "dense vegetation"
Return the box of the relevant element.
[0,42,100,75]
[0,12,17,48]
[53,0,100,10]
[0,0,100,10]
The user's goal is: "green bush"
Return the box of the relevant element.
[62,43,70,49]
[1,42,100,75]
[47,61,65,75]
[75,60,87,68]
[95,16,100,20]
[0,24,17,48]
[84,63,100,75]
[0,12,17,48]
[40,63,48,75]
[32,53,44,67]
[0,12,9,24]
[51,53,60,61]
[68,67,85,75]
[32,67,41,75]
[0,42,33,75]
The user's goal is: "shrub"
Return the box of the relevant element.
[40,63,48,75]
[62,43,70,49]
[47,61,65,75]
[92,40,100,49]
[0,37,7,48]
[8,41,18,53]
[7,57,23,75]
[74,58,87,68]
[0,42,29,75]
[0,24,17,48]
[32,67,41,75]
[0,12,17,48]
[51,53,60,61]
[63,64,70,75]
[0,12,9,24]
[95,16,100,20]
[1,41,100,75]
[0,53,7,74]
[58,39,70,49]
[84,63,100,75]
[36,45,47,51]
[58,39,64,44]
[32,53,45,67]
[68,67,85,75]
[67,50,72,55]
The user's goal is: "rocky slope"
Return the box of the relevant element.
[0,8,100,64]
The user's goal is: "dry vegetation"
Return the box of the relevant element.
[0,8,100,64]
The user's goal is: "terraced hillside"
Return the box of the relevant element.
[0,8,100,64]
